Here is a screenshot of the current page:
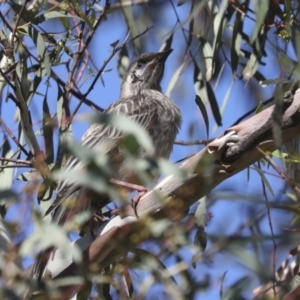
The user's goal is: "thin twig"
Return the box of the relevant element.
[175,138,214,145]
[83,26,153,99]
[11,0,30,51]
[258,160,277,296]
[65,0,111,97]
[263,154,300,194]
[0,157,32,165]
[0,164,31,169]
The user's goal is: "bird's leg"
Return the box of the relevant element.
[109,179,149,216]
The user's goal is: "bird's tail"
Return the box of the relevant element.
[29,189,90,294]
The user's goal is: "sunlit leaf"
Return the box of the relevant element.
[81,112,155,154]
[166,60,185,97]
[0,139,14,191]
[199,37,213,81]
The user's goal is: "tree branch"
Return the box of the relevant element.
[30,88,300,297]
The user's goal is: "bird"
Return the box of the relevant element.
[30,48,182,284]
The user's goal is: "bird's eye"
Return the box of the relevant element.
[137,60,145,68]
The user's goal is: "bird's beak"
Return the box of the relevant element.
[147,49,173,68]
[157,48,173,62]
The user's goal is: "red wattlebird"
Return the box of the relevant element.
[30,49,182,284]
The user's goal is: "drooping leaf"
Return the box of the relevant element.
[195,95,209,138]
[43,94,54,164]
[131,248,178,285]
[159,33,174,53]
[252,164,274,196]
[243,52,259,80]
[207,81,222,126]
[272,88,284,148]
[192,197,207,268]
[251,0,268,44]
[199,37,213,81]
[0,139,14,191]
[27,26,51,76]
[231,11,244,77]
[212,0,233,74]
[166,59,185,97]
[117,45,129,81]
[40,11,86,23]
[121,3,141,50]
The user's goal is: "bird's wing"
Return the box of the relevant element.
[46,94,160,216]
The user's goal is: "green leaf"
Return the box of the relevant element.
[159,33,174,53]
[81,112,155,154]
[192,197,207,268]
[27,26,51,76]
[222,276,252,300]
[212,0,232,74]
[252,164,274,196]
[272,88,284,148]
[177,0,186,6]
[231,11,243,77]
[56,87,73,167]
[43,94,54,164]
[110,40,119,48]
[166,60,185,97]
[41,11,86,23]
[156,158,187,178]
[251,0,268,44]
[20,222,81,263]
[199,37,213,81]
[254,101,264,114]
[0,139,14,191]
[260,78,291,86]
[121,3,141,50]
[117,45,129,81]
[52,168,110,196]
[207,81,222,126]
[195,95,209,138]
[18,169,43,181]
[243,52,259,80]
[0,190,18,201]
[131,248,177,284]
[9,2,36,22]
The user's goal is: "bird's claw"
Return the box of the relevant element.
[207,131,240,153]
[131,190,148,217]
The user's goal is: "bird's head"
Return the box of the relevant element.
[121,49,173,98]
